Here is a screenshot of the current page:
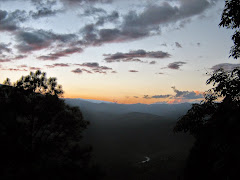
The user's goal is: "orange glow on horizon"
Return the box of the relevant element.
[168,99,183,104]
[64,93,182,104]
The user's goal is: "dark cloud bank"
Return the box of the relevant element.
[0,0,217,63]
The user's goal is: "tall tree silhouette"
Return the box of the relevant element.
[174,68,240,180]
[14,70,63,96]
[174,1,240,179]
[0,71,101,180]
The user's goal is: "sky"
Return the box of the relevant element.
[0,0,240,104]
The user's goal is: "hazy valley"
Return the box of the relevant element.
[65,99,194,179]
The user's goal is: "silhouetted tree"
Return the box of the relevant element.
[14,70,63,96]
[0,71,101,180]
[174,1,240,178]
[174,68,240,180]
[220,0,240,59]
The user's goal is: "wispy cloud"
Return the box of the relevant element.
[129,70,138,73]
[104,49,170,63]
[38,47,83,60]
[1,68,28,71]
[0,55,27,63]
[45,63,70,68]
[167,61,186,70]
[71,68,82,74]
[75,62,113,73]
[29,66,41,70]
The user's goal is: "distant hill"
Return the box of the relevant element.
[64,98,192,120]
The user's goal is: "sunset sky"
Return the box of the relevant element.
[0,0,240,104]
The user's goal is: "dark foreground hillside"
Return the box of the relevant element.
[65,99,194,180]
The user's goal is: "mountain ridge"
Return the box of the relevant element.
[64,98,192,119]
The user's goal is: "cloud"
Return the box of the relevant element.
[13,55,27,60]
[143,95,151,99]
[74,62,113,73]
[30,0,63,19]
[59,0,112,6]
[0,43,12,53]
[16,30,55,52]
[122,58,145,63]
[104,49,170,63]
[142,87,203,102]
[82,68,93,73]
[0,9,27,32]
[0,0,218,69]
[16,29,78,53]
[29,66,41,70]
[37,55,59,61]
[167,61,186,70]
[38,47,83,60]
[71,68,82,74]
[30,8,63,19]
[151,94,171,99]
[95,11,119,26]
[0,0,217,62]
[129,70,138,72]
[45,63,70,68]
[81,7,106,16]
[77,0,214,47]
[80,62,99,68]
[17,64,28,68]
[175,42,182,48]
[161,43,167,46]
[149,61,156,64]
[1,68,27,71]
[171,86,204,99]
[0,59,11,62]
[211,63,240,71]
[0,55,27,62]
[120,0,212,39]
[142,94,171,99]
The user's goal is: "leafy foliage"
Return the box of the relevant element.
[219,0,240,59]
[206,68,240,101]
